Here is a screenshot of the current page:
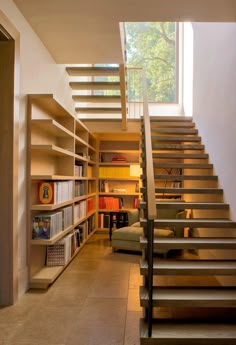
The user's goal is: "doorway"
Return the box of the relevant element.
[0,22,18,306]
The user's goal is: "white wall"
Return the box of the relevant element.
[0,0,75,298]
[192,22,236,220]
[191,23,236,284]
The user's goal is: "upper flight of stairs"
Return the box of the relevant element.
[66,65,125,116]
[140,116,236,344]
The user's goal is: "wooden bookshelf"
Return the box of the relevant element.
[96,133,141,230]
[30,228,96,289]
[27,94,98,288]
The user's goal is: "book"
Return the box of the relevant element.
[32,211,63,239]
[112,155,127,163]
[38,182,54,204]
[87,197,94,213]
[38,181,73,205]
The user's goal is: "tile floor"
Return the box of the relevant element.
[0,233,143,345]
[0,233,233,345]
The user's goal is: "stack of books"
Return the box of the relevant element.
[112,155,127,163]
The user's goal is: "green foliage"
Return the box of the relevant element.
[125,22,177,103]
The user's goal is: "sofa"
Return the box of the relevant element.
[111,206,186,255]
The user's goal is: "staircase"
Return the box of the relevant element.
[66,64,127,129]
[140,115,236,344]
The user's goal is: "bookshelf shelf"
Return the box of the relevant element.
[31,266,64,287]
[73,215,87,227]
[31,199,73,211]
[31,119,74,138]
[98,208,137,212]
[99,177,139,181]
[96,134,141,229]
[74,153,88,162]
[87,209,96,218]
[31,144,74,158]
[31,175,75,180]
[74,195,88,202]
[30,228,96,288]
[31,225,74,245]
[28,94,98,289]
[74,135,88,147]
[100,149,140,154]
[99,162,139,167]
[99,192,139,196]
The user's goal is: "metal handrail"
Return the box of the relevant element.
[141,71,156,337]
[142,72,156,220]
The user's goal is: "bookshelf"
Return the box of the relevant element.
[97,133,141,230]
[27,94,97,288]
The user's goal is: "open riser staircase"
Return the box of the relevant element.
[140,116,236,344]
[66,65,127,116]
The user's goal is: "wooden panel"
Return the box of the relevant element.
[0,39,18,305]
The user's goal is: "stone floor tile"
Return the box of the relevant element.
[65,298,126,345]
[124,311,142,345]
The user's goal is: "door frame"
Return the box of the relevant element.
[0,10,19,305]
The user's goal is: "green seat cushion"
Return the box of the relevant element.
[127,209,140,225]
[112,226,174,242]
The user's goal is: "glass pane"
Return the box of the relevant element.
[125,22,177,103]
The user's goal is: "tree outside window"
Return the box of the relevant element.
[125,22,178,103]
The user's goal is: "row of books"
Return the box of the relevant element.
[46,231,79,266]
[99,166,130,178]
[32,205,73,240]
[38,181,73,205]
[74,164,84,177]
[99,196,123,210]
[75,181,86,197]
[46,213,96,267]
[98,213,110,228]
[74,200,87,223]
[111,155,127,163]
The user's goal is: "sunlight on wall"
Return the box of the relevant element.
[183,22,193,117]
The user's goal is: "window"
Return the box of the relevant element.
[125,22,178,103]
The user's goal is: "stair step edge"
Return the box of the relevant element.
[140,318,236,343]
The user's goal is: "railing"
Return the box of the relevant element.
[127,67,143,119]
[141,71,156,336]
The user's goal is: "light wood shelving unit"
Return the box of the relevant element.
[97,133,141,229]
[27,94,98,288]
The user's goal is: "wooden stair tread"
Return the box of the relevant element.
[69,81,120,90]
[150,128,198,134]
[140,218,236,228]
[151,153,208,159]
[151,135,201,142]
[151,143,204,150]
[140,318,236,344]
[66,66,120,76]
[140,201,229,210]
[152,163,213,169]
[140,286,236,307]
[140,236,236,249]
[149,116,193,122]
[141,218,236,229]
[75,107,121,113]
[153,174,218,181]
[150,121,196,128]
[72,95,121,103]
[140,259,236,275]
[150,187,223,194]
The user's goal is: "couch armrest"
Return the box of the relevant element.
[174,210,187,237]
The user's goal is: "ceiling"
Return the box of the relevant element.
[13,0,236,64]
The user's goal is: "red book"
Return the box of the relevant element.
[99,196,105,209]
[87,198,94,212]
